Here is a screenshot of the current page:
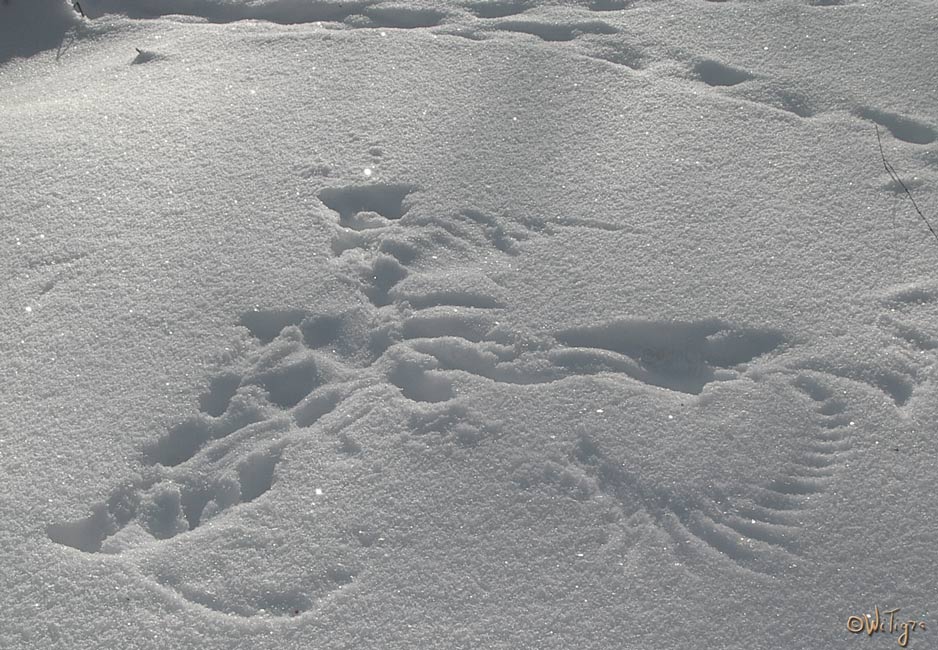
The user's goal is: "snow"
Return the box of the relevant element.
[2,0,937,647]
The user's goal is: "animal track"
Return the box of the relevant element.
[492,19,617,42]
[50,179,564,614]
[693,59,752,87]
[515,369,859,576]
[37,0,936,624]
[872,284,938,409]
[881,289,938,352]
[858,107,937,146]
[317,182,417,226]
[309,180,861,579]
[317,183,788,397]
[784,287,938,413]
[587,0,632,10]
[465,0,531,19]
[794,357,916,408]
[555,319,785,394]
[97,0,922,155]
[362,6,445,28]
[47,338,354,556]
[734,82,817,118]
[582,40,646,70]
[84,0,449,28]
[49,171,913,612]
[84,0,373,23]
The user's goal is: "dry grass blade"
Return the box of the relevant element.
[876,125,938,247]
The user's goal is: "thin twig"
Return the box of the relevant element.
[876,125,938,247]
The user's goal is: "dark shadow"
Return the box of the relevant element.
[859,107,936,145]
[0,1,79,65]
[494,19,617,42]
[465,0,531,19]
[693,59,752,87]
[318,183,418,222]
[240,308,308,343]
[78,0,373,24]
[556,319,785,394]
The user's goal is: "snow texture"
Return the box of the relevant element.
[1,0,937,648]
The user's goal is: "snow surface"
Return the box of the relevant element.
[2,0,937,647]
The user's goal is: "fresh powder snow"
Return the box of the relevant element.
[1,0,936,648]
